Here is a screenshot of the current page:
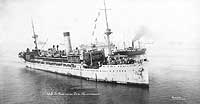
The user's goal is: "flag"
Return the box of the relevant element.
[94,24,96,29]
[94,12,100,22]
[94,18,97,22]
[92,31,95,36]
[98,12,100,17]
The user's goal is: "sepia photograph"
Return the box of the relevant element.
[0,0,200,104]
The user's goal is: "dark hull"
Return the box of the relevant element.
[113,48,146,57]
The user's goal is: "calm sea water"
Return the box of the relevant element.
[0,45,200,104]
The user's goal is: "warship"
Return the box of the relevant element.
[18,0,149,85]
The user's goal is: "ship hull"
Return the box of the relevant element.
[24,61,149,85]
[113,48,146,56]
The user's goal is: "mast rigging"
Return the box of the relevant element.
[31,19,38,50]
[103,0,112,55]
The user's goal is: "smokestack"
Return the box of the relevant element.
[132,41,134,49]
[63,32,72,54]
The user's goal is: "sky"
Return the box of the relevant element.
[0,0,200,57]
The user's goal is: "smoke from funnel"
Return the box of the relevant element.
[133,26,147,42]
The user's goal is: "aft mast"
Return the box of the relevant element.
[103,0,112,55]
[31,19,38,50]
